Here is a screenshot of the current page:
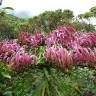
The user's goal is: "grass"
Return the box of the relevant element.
[2,66,96,96]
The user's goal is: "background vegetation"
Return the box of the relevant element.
[0,1,96,96]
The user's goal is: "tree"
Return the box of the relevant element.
[63,9,74,19]
[27,9,74,33]
[0,0,3,5]
[90,6,96,17]
[83,12,93,31]
[61,9,74,25]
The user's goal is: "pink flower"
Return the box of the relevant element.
[45,47,73,69]
[0,40,37,71]
[45,26,76,48]
[75,32,96,47]
[17,32,45,48]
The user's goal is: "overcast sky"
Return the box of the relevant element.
[2,0,96,17]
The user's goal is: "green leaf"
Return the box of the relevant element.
[37,57,46,65]
[32,82,43,96]
[0,11,5,16]
[3,7,14,10]
[0,0,2,5]
[3,91,13,96]
[1,72,11,79]
[0,3,2,5]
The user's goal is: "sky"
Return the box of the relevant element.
[2,0,96,18]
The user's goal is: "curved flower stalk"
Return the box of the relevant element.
[1,26,96,71]
[0,40,20,53]
[45,46,96,69]
[10,50,37,71]
[72,46,96,67]
[45,26,76,48]
[17,32,45,49]
[45,47,73,69]
[72,46,90,64]
[17,32,30,45]
[75,32,96,47]
[45,32,57,47]
[0,40,37,71]
[18,26,76,49]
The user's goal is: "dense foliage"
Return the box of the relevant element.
[0,26,96,95]
[2,67,96,96]
[0,1,96,95]
[0,7,96,39]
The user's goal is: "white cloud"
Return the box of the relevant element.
[2,0,96,16]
